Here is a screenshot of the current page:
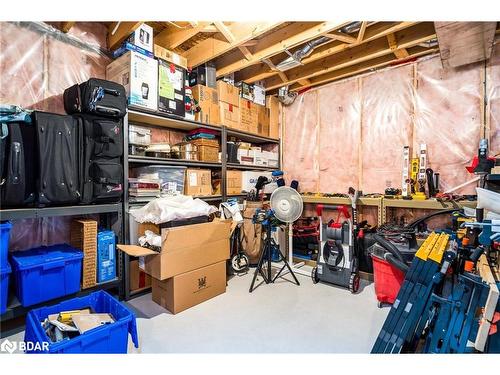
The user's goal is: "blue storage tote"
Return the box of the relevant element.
[0,221,13,267]
[97,230,116,283]
[24,290,138,353]
[10,244,83,307]
[0,262,11,314]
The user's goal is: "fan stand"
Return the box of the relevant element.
[249,221,300,293]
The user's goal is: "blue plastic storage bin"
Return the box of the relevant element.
[97,230,116,283]
[24,290,139,353]
[0,262,11,314]
[10,244,83,307]
[0,221,13,268]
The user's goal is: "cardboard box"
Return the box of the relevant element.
[238,82,254,101]
[184,168,212,196]
[117,220,231,280]
[257,104,270,137]
[226,170,242,195]
[242,171,278,193]
[192,85,220,125]
[263,151,279,168]
[113,41,154,59]
[237,149,254,165]
[217,81,239,106]
[129,259,152,292]
[128,23,154,52]
[219,102,240,128]
[266,96,280,139]
[154,44,188,69]
[158,59,186,117]
[152,261,226,314]
[239,98,258,134]
[106,51,158,111]
[253,84,266,106]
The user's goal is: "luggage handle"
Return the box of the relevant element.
[102,87,120,97]
[42,260,66,270]
[95,105,121,116]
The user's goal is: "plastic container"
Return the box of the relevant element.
[0,221,13,267]
[97,230,116,283]
[10,244,83,307]
[0,262,11,314]
[24,290,138,353]
[371,254,405,306]
[132,165,186,195]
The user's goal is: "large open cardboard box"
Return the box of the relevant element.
[117,220,231,280]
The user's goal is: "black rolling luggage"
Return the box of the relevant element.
[75,114,123,204]
[64,78,127,118]
[33,112,81,205]
[0,121,37,207]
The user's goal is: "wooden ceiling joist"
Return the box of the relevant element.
[289,46,438,92]
[155,22,211,50]
[263,22,436,91]
[183,22,283,67]
[235,21,419,84]
[357,21,368,43]
[325,31,358,44]
[387,33,410,59]
[215,21,351,78]
[60,22,75,33]
[108,22,143,50]
[214,22,254,61]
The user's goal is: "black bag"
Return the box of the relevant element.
[64,78,127,118]
[0,121,37,207]
[34,112,81,205]
[75,114,123,204]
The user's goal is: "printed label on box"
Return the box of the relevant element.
[169,101,177,110]
[189,172,197,187]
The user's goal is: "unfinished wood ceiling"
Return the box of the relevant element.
[89,21,499,93]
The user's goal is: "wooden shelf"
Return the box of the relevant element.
[226,128,280,144]
[383,199,477,210]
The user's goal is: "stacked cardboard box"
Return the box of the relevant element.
[70,219,98,289]
[218,81,240,128]
[266,96,281,139]
[226,170,243,195]
[239,98,258,133]
[257,105,270,137]
[184,168,212,196]
[118,220,231,314]
[191,85,220,125]
[153,44,188,69]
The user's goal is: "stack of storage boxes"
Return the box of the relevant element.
[218,81,240,129]
[118,220,231,314]
[191,84,220,125]
[239,98,258,133]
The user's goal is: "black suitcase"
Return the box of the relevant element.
[64,78,127,118]
[34,112,81,205]
[0,121,37,207]
[75,114,123,204]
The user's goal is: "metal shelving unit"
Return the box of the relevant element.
[0,203,124,326]
[122,107,281,300]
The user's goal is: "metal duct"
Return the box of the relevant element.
[418,38,439,48]
[340,21,363,34]
[275,35,332,71]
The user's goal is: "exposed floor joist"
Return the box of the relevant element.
[287,46,438,92]
[234,22,419,84]
[155,22,212,50]
[262,22,436,91]
[183,22,283,67]
[108,22,143,50]
[215,21,351,78]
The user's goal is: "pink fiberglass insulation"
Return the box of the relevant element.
[414,56,482,194]
[488,43,500,155]
[283,90,320,192]
[360,64,414,193]
[317,77,361,193]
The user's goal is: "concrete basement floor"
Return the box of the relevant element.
[125,270,389,353]
[3,268,389,353]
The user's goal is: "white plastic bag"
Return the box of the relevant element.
[476,187,500,214]
[130,195,217,224]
